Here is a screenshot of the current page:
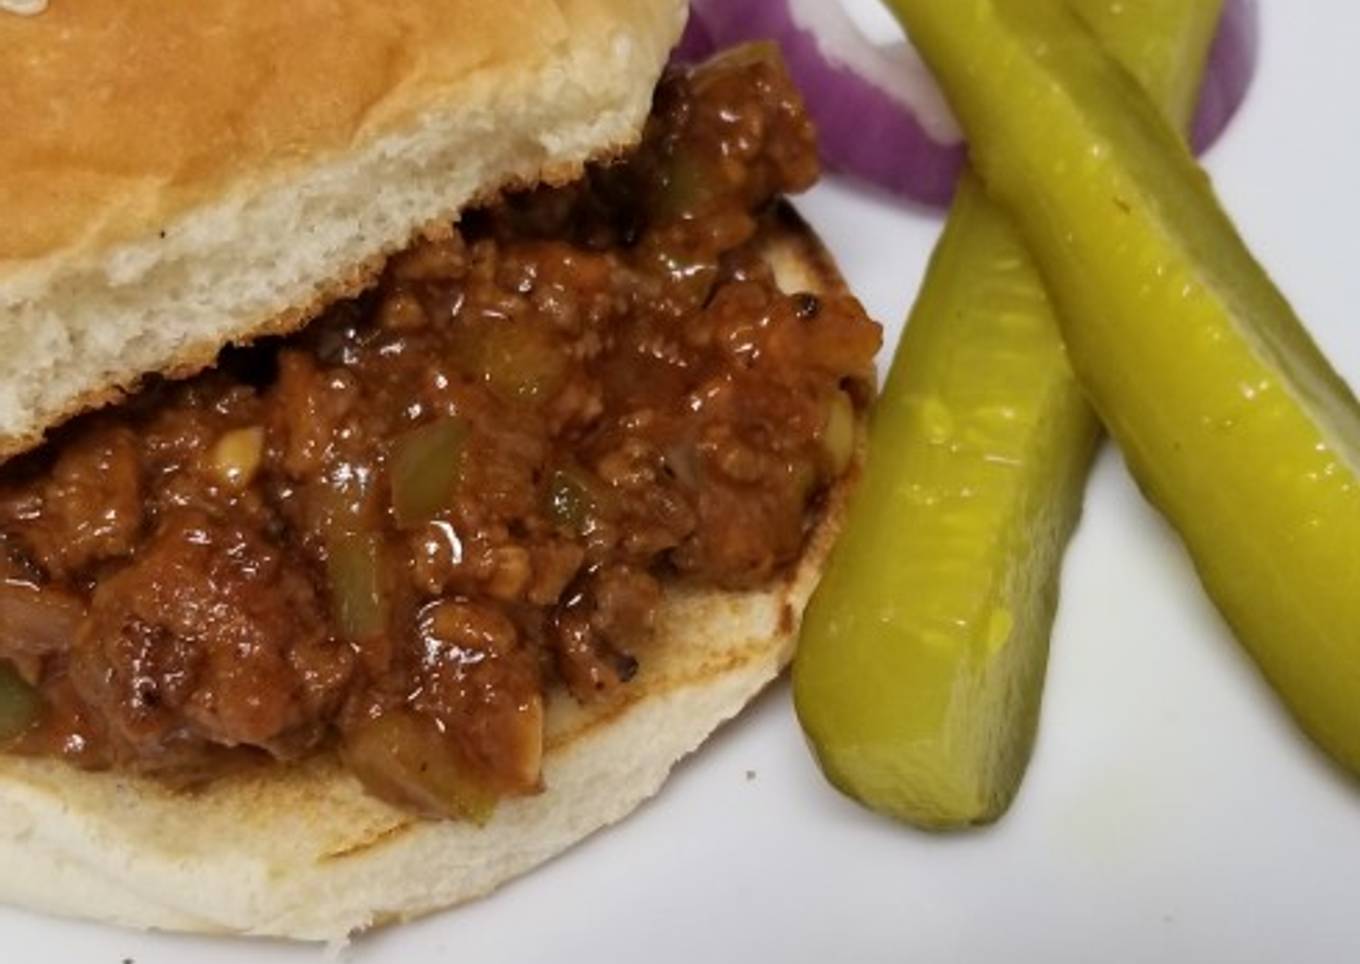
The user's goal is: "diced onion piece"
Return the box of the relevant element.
[548,470,592,532]
[327,533,389,642]
[390,417,469,530]
[455,320,570,405]
[547,465,614,535]
[820,389,857,478]
[342,710,500,823]
[0,579,86,656]
[211,426,265,490]
[650,144,726,224]
[0,662,43,743]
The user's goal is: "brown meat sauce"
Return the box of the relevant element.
[0,49,881,816]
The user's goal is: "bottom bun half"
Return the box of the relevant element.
[0,214,860,941]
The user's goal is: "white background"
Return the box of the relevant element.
[9,1,1360,961]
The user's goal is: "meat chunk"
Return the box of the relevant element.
[673,479,807,588]
[1,424,143,578]
[269,350,359,481]
[408,600,543,792]
[549,566,655,702]
[71,511,352,763]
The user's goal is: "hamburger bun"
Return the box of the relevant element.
[0,0,871,941]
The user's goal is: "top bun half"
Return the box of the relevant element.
[0,0,687,459]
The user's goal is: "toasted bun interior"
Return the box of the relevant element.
[0,0,687,460]
[0,218,859,942]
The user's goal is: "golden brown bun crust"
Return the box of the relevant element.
[0,211,866,942]
[0,0,661,263]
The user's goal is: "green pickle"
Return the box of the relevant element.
[889,0,1360,775]
[795,184,1101,826]
[794,0,1224,826]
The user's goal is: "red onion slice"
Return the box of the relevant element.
[680,0,964,206]
[676,0,1260,206]
[1191,0,1260,153]
[673,8,718,64]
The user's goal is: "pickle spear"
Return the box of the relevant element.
[793,0,1223,827]
[888,0,1360,774]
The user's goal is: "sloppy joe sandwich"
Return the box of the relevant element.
[0,0,881,938]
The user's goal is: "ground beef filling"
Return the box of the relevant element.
[0,48,881,816]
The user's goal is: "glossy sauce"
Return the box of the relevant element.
[0,49,881,815]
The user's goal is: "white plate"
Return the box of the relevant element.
[9,2,1360,961]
